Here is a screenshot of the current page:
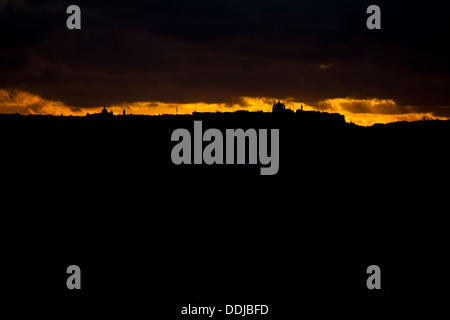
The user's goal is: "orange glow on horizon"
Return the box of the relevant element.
[1,89,448,126]
[319,98,449,126]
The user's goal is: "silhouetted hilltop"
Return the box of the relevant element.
[1,107,447,316]
[3,109,450,129]
[373,118,450,129]
[0,108,347,126]
[1,109,448,180]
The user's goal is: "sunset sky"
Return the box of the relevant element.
[1,0,449,126]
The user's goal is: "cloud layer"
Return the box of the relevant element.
[1,0,450,122]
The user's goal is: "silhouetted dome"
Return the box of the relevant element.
[272,101,286,113]
[102,106,108,114]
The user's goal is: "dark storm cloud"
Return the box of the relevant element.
[1,0,449,114]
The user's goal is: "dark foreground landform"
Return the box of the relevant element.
[1,110,448,319]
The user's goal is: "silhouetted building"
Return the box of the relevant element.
[272,101,293,114]
[272,101,285,113]
[101,106,113,115]
[87,106,114,118]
